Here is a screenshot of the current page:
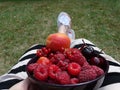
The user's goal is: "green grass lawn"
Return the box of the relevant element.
[0,0,120,75]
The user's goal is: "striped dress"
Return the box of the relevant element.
[0,38,120,90]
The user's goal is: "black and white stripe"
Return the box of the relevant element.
[0,44,44,90]
[0,39,120,90]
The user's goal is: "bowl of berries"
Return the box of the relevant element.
[26,33,109,90]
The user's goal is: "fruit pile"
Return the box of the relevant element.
[27,33,104,85]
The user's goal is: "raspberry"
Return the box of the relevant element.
[57,60,68,71]
[54,53,65,61]
[68,62,81,76]
[34,64,48,81]
[79,68,97,83]
[37,57,51,65]
[91,65,104,77]
[59,47,65,53]
[48,64,61,79]
[64,48,86,66]
[56,71,70,84]
[32,46,105,85]
[70,78,79,84]
[50,53,65,64]
[48,53,54,59]
[81,62,91,71]
[64,59,70,63]
[50,56,58,64]
[27,63,38,73]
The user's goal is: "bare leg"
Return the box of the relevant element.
[57,12,75,42]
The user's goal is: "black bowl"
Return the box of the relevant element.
[26,55,109,90]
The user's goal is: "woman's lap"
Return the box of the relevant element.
[0,39,120,90]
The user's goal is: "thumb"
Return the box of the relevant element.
[9,78,30,90]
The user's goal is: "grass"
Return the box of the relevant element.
[0,0,120,75]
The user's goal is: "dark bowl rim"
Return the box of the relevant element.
[26,54,109,87]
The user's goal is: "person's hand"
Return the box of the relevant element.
[9,78,39,90]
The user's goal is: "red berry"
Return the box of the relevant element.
[50,53,65,64]
[70,78,79,84]
[42,47,49,55]
[57,60,69,71]
[50,57,58,64]
[33,46,105,85]
[64,59,70,63]
[60,47,65,53]
[79,68,97,83]
[91,65,104,77]
[54,53,65,61]
[81,62,91,71]
[37,57,51,65]
[68,62,81,76]
[34,64,48,81]
[36,49,43,57]
[64,48,86,66]
[27,63,38,73]
[56,71,70,84]
[48,64,61,79]
[36,47,51,57]
[42,47,51,55]
[57,60,66,67]
[48,53,54,59]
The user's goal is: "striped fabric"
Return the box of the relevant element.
[0,39,120,90]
